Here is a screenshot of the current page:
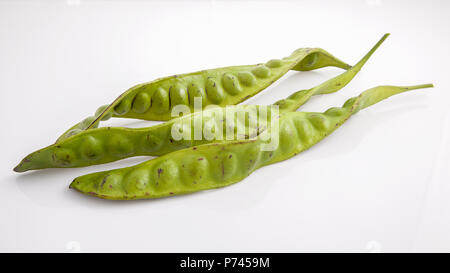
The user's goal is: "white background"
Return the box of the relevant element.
[1,0,449,252]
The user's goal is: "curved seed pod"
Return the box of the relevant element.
[56,47,351,142]
[14,105,271,172]
[13,35,388,173]
[69,83,433,200]
[275,33,389,112]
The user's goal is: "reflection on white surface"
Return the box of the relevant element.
[0,0,449,252]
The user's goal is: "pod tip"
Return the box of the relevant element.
[414,83,434,89]
[379,33,390,43]
[69,179,76,190]
[13,164,24,173]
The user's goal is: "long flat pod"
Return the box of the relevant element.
[13,34,389,173]
[56,46,351,142]
[70,84,433,200]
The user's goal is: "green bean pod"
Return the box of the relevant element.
[56,46,351,142]
[13,34,388,173]
[274,33,389,112]
[14,105,270,172]
[69,83,433,200]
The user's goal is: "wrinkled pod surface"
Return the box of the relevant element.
[13,34,390,173]
[70,83,433,200]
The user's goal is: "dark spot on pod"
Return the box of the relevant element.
[80,136,103,160]
[299,53,318,69]
[169,84,189,108]
[98,174,121,192]
[237,71,257,86]
[153,160,179,189]
[187,83,206,106]
[52,148,75,166]
[141,130,166,153]
[218,152,238,181]
[151,87,170,114]
[100,174,109,189]
[265,59,283,68]
[181,155,209,184]
[251,65,271,78]
[205,77,224,104]
[114,98,132,115]
[222,73,242,95]
[132,92,151,114]
[107,134,134,157]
